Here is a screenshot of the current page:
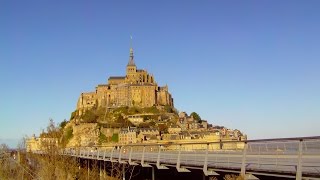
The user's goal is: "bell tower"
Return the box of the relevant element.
[126,36,137,82]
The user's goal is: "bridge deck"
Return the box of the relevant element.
[59,137,320,179]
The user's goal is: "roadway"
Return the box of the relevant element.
[63,136,320,179]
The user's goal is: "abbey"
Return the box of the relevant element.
[76,47,174,113]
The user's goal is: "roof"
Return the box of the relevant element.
[169,125,180,128]
[139,128,159,132]
[108,76,125,80]
[97,84,108,87]
[127,48,136,66]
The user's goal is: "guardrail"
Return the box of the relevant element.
[60,136,320,180]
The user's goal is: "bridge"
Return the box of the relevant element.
[59,136,320,180]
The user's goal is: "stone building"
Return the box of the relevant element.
[138,128,160,142]
[76,47,174,115]
[119,127,137,144]
[26,135,58,152]
[168,125,182,134]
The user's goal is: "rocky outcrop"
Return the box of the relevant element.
[67,123,100,147]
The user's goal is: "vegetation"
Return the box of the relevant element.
[40,119,62,138]
[111,133,119,142]
[99,133,108,144]
[0,143,35,179]
[190,112,201,122]
[70,110,78,120]
[141,106,160,114]
[59,119,68,129]
[61,126,73,146]
[137,122,151,128]
[17,120,139,180]
[76,105,178,128]
[81,110,98,123]
[164,105,174,113]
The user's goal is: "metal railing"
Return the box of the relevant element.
[60,136,320,180]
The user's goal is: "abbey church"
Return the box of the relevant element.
[76,47,174,114]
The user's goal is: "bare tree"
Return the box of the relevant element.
[2,117,139,180]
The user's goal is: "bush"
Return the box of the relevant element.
[142,107,159,114]
[113,106,129,114]
[190,112,201,121]
[138,122,151,128]
[111,134,118,142]
[59,119,68,129]
[164,105,173,113]
[40,119,62,138]
[65,127,73,140]
[70,110,78,120]
[98,133,108,144]
[81,110,98,123]
[127,107,140,114]
[61,127,73,146]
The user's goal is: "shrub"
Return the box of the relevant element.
[128,107,140,114]
[61,127,73,146]
[164,105,173,113]
[190,112,201,121]
[59,119,68,129]
[98,133,108,144]
[81,110,98,123]
[111,133,118,142]
[138,122,151,128]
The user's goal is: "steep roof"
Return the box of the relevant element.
[108,76,125,80]
[127,48,136,66]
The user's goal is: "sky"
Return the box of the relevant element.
[1,1,319,148]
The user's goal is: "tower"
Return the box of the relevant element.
[126,37,137,82]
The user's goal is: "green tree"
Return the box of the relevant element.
[59,119,68,129]
[111,133,118,142]
[190,112,201,121]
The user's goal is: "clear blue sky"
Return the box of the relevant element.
[1,1,319,147]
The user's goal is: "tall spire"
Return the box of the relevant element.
[128,35,135,66]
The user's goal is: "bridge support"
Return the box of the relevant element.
[99,161,103,179]
[87,160,90,180]
[240,142,248,177]
[203,143,219,176]
[157,145,168,169]
[122,163,125,180]
[103,150,106,161]
[176,144,190,172]
[296,139,303,180]
[129,146,138,165]
[87,149,90,158]
[110,147,117,162]
[141,146,151,167]
[119,146,126,163]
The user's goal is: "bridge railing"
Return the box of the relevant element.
[62,136,320,179]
